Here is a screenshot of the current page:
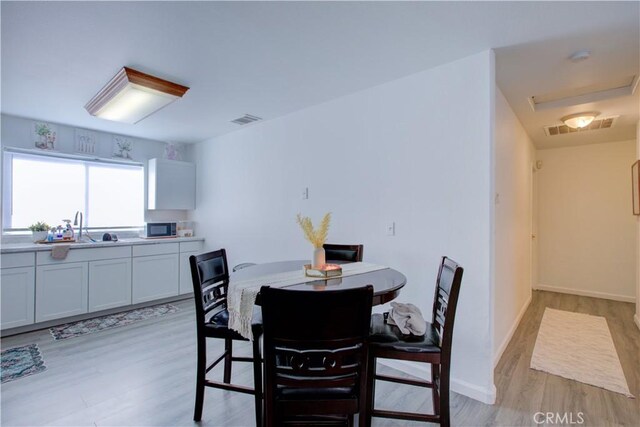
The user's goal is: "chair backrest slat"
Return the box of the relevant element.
[323,244,364,263]
[274,345,362,378]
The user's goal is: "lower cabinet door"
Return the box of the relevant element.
[36,262,88,322]
[179,252,198,295]
[132,254,179,303]
[1,267,35,329]
[89,258,132,312]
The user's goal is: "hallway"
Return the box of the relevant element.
[492,290,639,426]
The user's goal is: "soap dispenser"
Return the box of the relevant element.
[62,219,75,241]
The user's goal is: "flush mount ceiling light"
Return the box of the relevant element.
[85,67,189,124]
[561,112,599,129]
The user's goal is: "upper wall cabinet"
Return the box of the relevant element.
[148,158,196,210]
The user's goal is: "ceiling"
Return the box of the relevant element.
[2,1,638,146]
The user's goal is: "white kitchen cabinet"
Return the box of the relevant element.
[1,238,202,331]
[89,258,132,312]
[36,262,88,322]
[179,241,203,295]
[147,158,196,210]
[179,252,196,295]
[1,266,35,329]
[132,254,179,303]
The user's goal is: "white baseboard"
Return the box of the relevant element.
[534,284,636,303]
[493,293,532,368]
[634,314,640,331]
[377,359,496,405]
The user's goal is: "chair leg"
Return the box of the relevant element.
[194,336,206,421]
[252,336,263,427]
[363,355,376,427]
[440,363,450,427]
[431,363,440,416]
[224,338,233,384]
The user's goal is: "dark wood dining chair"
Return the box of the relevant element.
[260,285,374,427]
[323,244,363,263]
[365,256,464,427]
[189,249,263,425]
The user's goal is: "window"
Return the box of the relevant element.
[3,150,144,231]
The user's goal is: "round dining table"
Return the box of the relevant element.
[231,260,407,306]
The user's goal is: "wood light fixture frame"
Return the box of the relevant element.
[85,67,189,123]
[633,160,640,215]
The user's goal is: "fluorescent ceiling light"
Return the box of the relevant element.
[561,112,599,129]
[85,67,189,124]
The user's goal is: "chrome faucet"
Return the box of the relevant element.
[74,211,83,241]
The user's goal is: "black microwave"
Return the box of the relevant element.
[142,222,177,238]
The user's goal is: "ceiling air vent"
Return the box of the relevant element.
[544,116,618,137]
[230,114,262,125]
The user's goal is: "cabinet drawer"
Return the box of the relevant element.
[179,241,203,253]
[37,246,131,265]
[133,243,179,257]
[1,252,35,268]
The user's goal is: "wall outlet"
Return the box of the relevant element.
[386,222,395,236]
[302,187,309,200]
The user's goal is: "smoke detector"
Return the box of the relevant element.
[568,50,591,63]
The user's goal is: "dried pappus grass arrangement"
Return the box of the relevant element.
[296,212,331,248]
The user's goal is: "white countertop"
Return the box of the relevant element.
[0,236,205,254]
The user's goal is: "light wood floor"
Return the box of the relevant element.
[1,290,638,426]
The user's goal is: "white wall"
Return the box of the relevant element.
[0,113,188,237]
[192,51,496,403]
[636,121,640,329]
[537,140,637,302]
[492,88,534,366]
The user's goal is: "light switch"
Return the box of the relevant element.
[386,222,395,236]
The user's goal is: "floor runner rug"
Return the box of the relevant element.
[49,303,179,340]
[531,308,633,397]
[1,344,46,383]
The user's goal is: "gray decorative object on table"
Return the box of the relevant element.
[49,303,179,340]
[1,344,47,383]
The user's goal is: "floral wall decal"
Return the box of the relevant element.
[33,122,57,150]
[163,142,183,161]
[113,135,133,159]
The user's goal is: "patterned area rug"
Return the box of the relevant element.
[49,303,179,340]
[1,344,46,383]
[531,308,634,397]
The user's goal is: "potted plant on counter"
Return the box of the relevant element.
[28,221,50,242]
